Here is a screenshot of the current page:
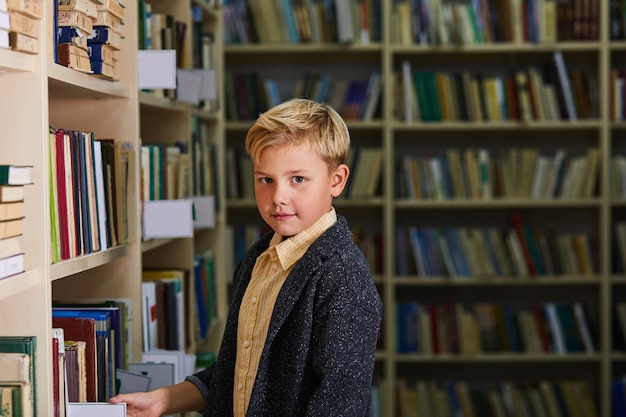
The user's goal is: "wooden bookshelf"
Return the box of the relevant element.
[0,0,226,414]
[137,0,228,359]
[221,1,623,416]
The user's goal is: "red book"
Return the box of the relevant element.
[53,129,71,260]
[52,317,98,402]
[51,336,60,417]
[510,212,537,276]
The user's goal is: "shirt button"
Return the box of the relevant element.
[271,263,278,270]
[243,340,250,348]
[238,383,243,390]
[251,297,257,304]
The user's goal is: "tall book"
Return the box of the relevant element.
[0,336,36,416]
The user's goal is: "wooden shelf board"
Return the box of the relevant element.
[393,276,602,286]
[139,91,189,111]
[0,48,35,73]
[0,270,38,301]
[47,63,130,99]
[50,245,129,281]
[141,238,175,253]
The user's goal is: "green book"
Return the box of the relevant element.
[0,337,36,417]
[0,166,32,186]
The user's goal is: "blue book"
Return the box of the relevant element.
[444,227,471,277]
[193,256,210,339]
[612,378,626,417]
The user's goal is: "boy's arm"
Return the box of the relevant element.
[307,281,382,416]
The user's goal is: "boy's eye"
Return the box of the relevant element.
[292,176,306,184]
[260,177,273,184]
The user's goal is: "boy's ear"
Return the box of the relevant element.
[331,164,350,197]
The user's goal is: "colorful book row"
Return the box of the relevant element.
[391,0,598,46]
[48,128,134,263]
[396,218,597,278]
[224,70,381,122]
[388,378,598,417]
[395,147,599,201]
[223,0,381,45]
[398,52,596,124]
[396,300,595,356]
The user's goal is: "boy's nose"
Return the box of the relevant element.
[272,184,289,206]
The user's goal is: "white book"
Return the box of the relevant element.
[67,402,125,417]
[0,252,23,279]
[141,281,158,351]
[334,0,354,44]
[553,50,577,121]
[544,149,566,198]
[572,302,595,353]
[543,303,566,354]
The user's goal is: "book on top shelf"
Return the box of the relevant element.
[0,165,32,186]
[0,252,24,279]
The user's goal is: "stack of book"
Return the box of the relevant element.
[0,336,37,417]
[0,0,42,54]
[88,0,124,80]
[0,165,31,281]
[56,0,99,73]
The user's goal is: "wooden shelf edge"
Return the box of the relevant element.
[141,238,175,253]
[50,245,129,281]
[392,276,603,285]
[394,352,603,363]
[47,63,130,99]
[0,269,38,300]
[139,91,189,111]
[0,48,35,73]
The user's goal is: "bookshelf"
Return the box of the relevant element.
[0,0,226,414]
[222,0,622,416]
[136,0,229,358]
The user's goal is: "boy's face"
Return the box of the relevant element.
[253,141,349,237]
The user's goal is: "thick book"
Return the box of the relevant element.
[0,201,24,221]
[6,0,42,19]
[0,252,24,279]
[0,185,24,203]
[0,336,36,416]
[0,217,23,239]
[52,316,98,402]
[0,165,31,185]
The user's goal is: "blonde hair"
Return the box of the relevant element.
[245,98,350,171]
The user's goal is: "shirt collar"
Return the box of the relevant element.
[269,207,337,271]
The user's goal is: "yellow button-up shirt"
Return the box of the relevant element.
[233,208,337,416]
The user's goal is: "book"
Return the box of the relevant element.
[66,402,126,417]
[0,165,31,185]
[6,0,42,19]
[0,235,20,259]
[0,218,23,239]
[115,369,151,394]
[0,336,36,416]
[51,328,65,417]
[0,201,23,221]
[0,252,23,279]
[52,316,98,402]
[128,362,175,390]
[0,353,33,417]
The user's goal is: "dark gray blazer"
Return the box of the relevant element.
[187,215,383,416]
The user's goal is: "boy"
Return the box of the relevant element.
[110,98,383,416]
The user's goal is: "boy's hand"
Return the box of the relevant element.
[109,390,166,417]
